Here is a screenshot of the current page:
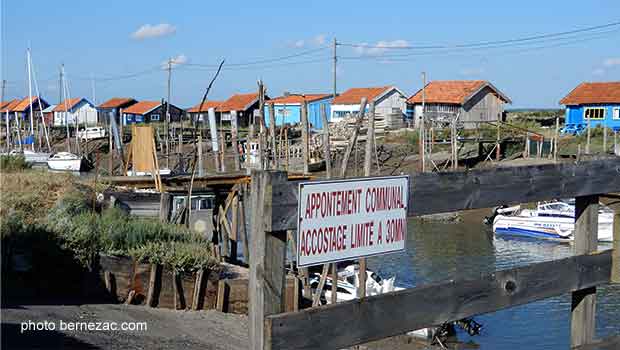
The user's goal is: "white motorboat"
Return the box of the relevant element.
[78,126,106,141]
[47,152,84,171]
[491,201,613,242]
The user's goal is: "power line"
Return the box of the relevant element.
[337,20,620,50]
[184,46,328,68]
[339,27,619,60]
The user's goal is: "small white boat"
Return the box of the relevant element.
[491,201,613,242]
[6,150,51,164]
[47,152,84,171]
[126,168,172,176]
[78,127,106,141]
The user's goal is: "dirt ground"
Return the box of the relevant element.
[1,303,248,350]
[1,302,451,350]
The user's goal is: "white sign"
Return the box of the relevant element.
[296,176,409,267]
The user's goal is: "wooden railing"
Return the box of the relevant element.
[248,159,620,350]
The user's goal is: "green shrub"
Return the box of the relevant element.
[0,155,31,172]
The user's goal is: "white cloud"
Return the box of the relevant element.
[294,40,305,48]
[459,67,485,76]
[131,23,176,40]
[313,34,326,46]
[354,39,409,56]
[161,54,188,69]
[592,68,605,76]
[603,58,620,67]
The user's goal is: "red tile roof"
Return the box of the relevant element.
[407,80,487,104]
[11,96,45,112]
[98,97,137,109]
[122,101,161,115]
[560,82,620,105]
[0,99,19,112]
[332,87,391,105]
[187,101,223,113]
[53,98,82,112]
[267,94,331,105]
[217,93,259,112]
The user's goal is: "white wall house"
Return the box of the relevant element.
[53,98,98,127]
[330,86,407,122]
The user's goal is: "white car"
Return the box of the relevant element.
[78,127,106,140]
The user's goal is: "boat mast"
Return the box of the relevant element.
[26,48,35,151]
[29,49,52,152]
[61,64,71,153]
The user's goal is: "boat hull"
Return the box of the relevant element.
[493,214,613,242]
[47,159,83,172]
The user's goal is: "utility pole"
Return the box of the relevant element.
[166,58,172,168]
[333,38,337,99]
[1,79,7,151]
[26,48,35,151]
[420,72,426,172]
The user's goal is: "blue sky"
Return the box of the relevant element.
[1,0,619,108]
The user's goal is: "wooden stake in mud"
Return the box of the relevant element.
[231,110,240,171]
[268,102,277,168]
[320,104,332,178]
[340,97,368,178]
[301,100,309,174]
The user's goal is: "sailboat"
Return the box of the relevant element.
[46,63,84,171]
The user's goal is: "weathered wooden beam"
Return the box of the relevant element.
[265,250,612,350]
[249,170,288,350]
[270,159,620,231]
[573,335,620,350]
[571,195,599,348]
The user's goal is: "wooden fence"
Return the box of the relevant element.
[248,159,620,350]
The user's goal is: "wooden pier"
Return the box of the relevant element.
[245,159,620,349]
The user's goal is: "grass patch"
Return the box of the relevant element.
[0,155,32,172]
[2,170,217,273]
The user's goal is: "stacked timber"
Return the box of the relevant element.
[383,112,404,130]
[326,115,385,151]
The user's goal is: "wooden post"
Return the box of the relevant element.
[208,107,221,172]
[192,268,204,310]
[198,133,204,176]
[340,98,368,178]
[612,205,620,284]
[231,110,240,171]
[239,186,250,264]
[586,115,591,154]
[219,117,226,173]
[301,101,309,174]
[603,122,608,153]
[268,102,277,168]
[571,195,599,348]
[248,170,287,350]
[363,102,375,176]
[159,192,171,222]
[496,121,501,160]
[554,116,559,162]
[320,104,331,178]
[146,264,160,307]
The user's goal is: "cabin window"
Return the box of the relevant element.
[613,108,620,120]
[584,107,605,120]
[151,114,160,121]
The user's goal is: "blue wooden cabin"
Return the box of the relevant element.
[265,94,333,129]
[560,82,620,134]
